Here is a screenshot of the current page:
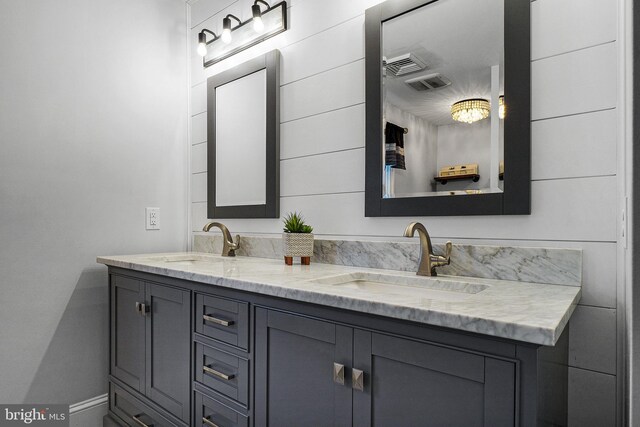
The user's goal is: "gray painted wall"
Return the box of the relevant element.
[0,0,188,404]
[188,0,626,425]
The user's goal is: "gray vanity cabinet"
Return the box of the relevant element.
[352,331,516,427]
[254,308,354,426]
[110,275,191,425]
[105,267,568,427]
[255,308,517,427]
[111,276,146,393]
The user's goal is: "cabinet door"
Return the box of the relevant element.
[110,382,178,427]
[255,308,352,427]
[145,283,191,424]
[353,331,516,427]
[111,275,145,393]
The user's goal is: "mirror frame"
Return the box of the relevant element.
[364,0,531,217]
[207,50,280,218]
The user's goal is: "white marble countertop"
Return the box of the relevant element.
[97,252,581,346]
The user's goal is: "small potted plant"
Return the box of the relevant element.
[282,212,314,265]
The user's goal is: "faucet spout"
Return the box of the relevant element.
[403,222,451,276]
[202,222,239,257]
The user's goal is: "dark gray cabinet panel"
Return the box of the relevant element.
[109,274,191,426]
[256,311,517,427]
[195,391,249,427]
[353,330,516,427]
[145,283,191,423]
[195,294,249,350]
[255,308,353,427]
[110,276,145,393]
[110,382,177,427]
[196,343,250,407]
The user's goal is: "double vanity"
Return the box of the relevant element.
[99,229,580,427]
[102,0,577,423]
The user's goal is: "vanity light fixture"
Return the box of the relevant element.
[222,14,242,44]
[451,98,491,124]
[252,0,270,32]
[197,29,218,57]
[198,1,288,67]
[499,95,506,119]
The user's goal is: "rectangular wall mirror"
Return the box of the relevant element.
[207,50,280,218]
[365,0,531,216]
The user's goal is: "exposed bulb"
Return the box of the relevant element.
[253,16,264,32]
[197,42,207,57]
[222,28,232,44]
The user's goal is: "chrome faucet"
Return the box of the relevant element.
[202,222,240,257]
[403,222,452,276]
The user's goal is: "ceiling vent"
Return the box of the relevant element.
[404,73,452,91]
[384,53,427,77]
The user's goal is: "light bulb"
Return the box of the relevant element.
[197,42,207,56]
[222,16,233,44]
[197,31,208,56]
[252,4,265,32]
[253,16,264,32]
[222,28,231,44]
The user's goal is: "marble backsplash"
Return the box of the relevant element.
[193,234,582,287]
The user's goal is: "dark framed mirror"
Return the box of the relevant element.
[207,50,280,218]
[365,0,530,216]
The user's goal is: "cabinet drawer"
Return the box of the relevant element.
[110,382,180,427]
[195,392,249,427]
[195,294,249,350]
[195,343,249,407]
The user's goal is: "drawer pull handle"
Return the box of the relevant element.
[333,362,345,385]
[352,368,364,391]
[202,416,220,427]
[203,365,235,381]
[203,314,234,327]
[132,414,153,427]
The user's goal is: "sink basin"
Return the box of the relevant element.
[146,254,233,266]
[308,271,488,301]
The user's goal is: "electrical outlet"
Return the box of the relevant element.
[146,207,160,230]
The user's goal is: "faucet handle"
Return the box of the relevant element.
[430,241,452,269]
[443,241,452,263]
[232,235,241,249]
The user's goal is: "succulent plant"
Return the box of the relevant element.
[282,212,313,233]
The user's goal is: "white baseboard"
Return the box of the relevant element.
[69,394,108,427]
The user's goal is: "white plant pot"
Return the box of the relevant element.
[282,233,314,257]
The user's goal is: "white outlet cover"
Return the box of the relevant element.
[145,207,160,230]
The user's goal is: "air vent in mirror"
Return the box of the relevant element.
[384,53,427,77]
[404,73,452,91]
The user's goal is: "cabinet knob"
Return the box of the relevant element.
[140,303,150,317]
[352,368,364,391]
[135,302,150,316]
[333,362,345,385]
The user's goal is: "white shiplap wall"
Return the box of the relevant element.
[188,0,622,424]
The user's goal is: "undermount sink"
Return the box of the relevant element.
[308,271,489,301]
[146,254,233,266]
